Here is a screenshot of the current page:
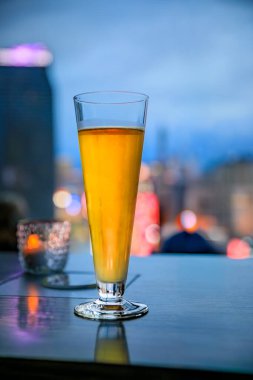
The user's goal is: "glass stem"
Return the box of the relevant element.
[97,281,125,303]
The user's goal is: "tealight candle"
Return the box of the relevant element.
[17,219,71,275]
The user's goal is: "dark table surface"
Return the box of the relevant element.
[0,251,253,379]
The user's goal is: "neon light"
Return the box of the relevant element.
[0,43,53,67]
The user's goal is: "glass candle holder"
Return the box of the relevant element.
[17,219,71,275]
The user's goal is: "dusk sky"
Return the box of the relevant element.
[1,0,253,170]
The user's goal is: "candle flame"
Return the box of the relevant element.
[26,234,42,251]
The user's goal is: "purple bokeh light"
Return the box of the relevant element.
[0,43,53,67]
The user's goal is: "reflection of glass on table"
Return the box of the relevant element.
[95,322,129,364]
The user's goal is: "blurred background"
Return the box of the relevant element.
[1,0,253,259]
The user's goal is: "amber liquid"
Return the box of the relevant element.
[78,127,144,283]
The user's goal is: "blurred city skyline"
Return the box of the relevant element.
[1,0,253,171]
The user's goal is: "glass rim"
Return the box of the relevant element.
[73,90,149,105]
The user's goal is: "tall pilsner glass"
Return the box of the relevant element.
[73,91,149,320]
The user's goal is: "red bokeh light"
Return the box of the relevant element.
[131,192,160,256]
[227,238,251,259]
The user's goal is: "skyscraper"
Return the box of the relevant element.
[0,44,55,218]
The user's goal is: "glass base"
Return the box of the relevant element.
[74,298,148,321]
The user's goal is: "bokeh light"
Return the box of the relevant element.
[178,210,198,233]
[145,224,160,245]
[66,194,82,216]
[0,44,53,67]
[227,238,251,259]
[139,163,151,182]
[53,189,72,209]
